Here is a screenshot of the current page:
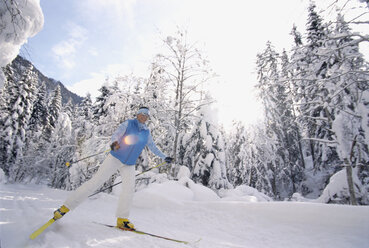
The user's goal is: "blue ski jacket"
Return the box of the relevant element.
[110,119,166,165]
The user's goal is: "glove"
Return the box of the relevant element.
[110,141,120,151]
[164,157,173,164]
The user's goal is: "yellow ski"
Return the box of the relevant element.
[29,218,56,240]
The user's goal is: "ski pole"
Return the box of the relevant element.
[65,149,111,167]
[88,161,168,197]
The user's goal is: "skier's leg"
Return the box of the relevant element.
[63,154,122,210]
[115,164,136,219]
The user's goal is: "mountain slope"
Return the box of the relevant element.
[8,56,83,105]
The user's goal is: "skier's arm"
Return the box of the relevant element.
[111,121,128,144]
[146,132,166,160]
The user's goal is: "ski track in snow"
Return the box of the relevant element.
[1,183,369,248]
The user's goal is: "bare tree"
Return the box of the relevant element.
[155,28,216,176]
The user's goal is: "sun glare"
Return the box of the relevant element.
[123,135,138,145]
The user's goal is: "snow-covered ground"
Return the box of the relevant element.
[1,178,368,248]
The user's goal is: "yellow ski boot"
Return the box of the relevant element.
[117,218,135,231]
[53,205,70,220]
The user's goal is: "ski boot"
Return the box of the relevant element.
[117,218,135,231]
[53,205,70,220]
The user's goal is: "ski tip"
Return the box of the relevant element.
[29,233,38,240]
[29,218,55,240]
[29,228,44,240]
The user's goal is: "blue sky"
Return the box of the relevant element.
[20,0,367,128]
[22,0,195,85]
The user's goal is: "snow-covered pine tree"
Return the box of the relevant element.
[226,121,248,186]
[80,93,93,120]
[288,22,325,197]
[290,25,303,47]
[63,98,75,119]
[22,83,74,188]
[28,81,49,137]
[0,64,37,180]
[306,3,326,50]
[255,41,302,198]
[0,67,15,175]
[49,85,62,127]
[180,104,231,190]
[43,85,62,142]
[15,81,50,184]
[287,3,369,201]
[323,14,369,204]
[244,124,274,197]
[92,83,113,123]
[288,3,340,177]
[21,84,72,187]
[280,50,306,194]
[48,111,75,189]
[74,93,94,144]
[70,93,95,187]
[306,3,340,171]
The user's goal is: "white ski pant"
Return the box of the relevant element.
[64,154,136,219]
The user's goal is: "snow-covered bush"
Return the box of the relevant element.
[316,168,367,205]
[219,185,272,202]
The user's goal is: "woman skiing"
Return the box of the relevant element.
[52,106,173,230]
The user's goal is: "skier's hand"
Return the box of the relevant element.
[164,157,174,164]
[110,141,120,151]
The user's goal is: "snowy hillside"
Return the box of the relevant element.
[8,56,83,105]
[1,178,368,248]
